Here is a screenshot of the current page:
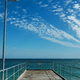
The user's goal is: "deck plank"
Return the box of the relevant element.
[17,70,63,80]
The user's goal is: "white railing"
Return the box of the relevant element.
[0,62,80,80]
[0,62,26,80]
[26,62,80,80]
[52,63,80,80]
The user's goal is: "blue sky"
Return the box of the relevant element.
[0,0,80,58]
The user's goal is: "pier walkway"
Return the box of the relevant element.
[17,70,63,80]
[3,62,80,80]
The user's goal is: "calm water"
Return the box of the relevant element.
[0,59,80,68]
[0,59,80,80]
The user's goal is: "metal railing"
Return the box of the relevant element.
[0,62,26,80]
[26,62,80,80]
[53,63,80,80]
[0,62,80,80]
[26,62,53,70]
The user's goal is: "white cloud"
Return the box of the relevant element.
[7,18,12,21]
[27,24,38,32]
[32,18,39,21]
[0,13,4,19]
[52,5,57,8]
[15,23,19,26]
[68,16,80,26]
[53,8,63,12]
[5,1,80,48]
[40,4,48,7]
[42,36,80,48]
[64,15,80,39]
[8,16,80,48]
[36,0,80,40]
[12,11,18,14]
[60,13,65,17]
[64,0,72,6]
[67,8,74,13]
[22,9,27,13]
[73,4,80,9]
[70,23,80,38]
[45,0,80,40]
[78,14,80,16]
[38,1,42,5]
[50,24,80,43]
[54,12,60,15]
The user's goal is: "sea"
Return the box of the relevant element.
[0,59,80,80]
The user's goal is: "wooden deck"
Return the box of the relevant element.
[17,70,64,80]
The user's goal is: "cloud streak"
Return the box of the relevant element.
[1,0,80,48]
[40,4,48,7]
[42,36,80,48]
[0,13,4,19]
[7,12,80,48]
[37,0,80,40]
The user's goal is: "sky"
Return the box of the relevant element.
[0,0,80,58]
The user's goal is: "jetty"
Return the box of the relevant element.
[1,62,80,80]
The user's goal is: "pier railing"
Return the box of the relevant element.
[0,62,80,80]
[53,63,80,80]
[0,62,26,80]
[26,62,80,80]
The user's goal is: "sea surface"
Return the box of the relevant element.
[0,59,80,80]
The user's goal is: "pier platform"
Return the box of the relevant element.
[17,70,64,80]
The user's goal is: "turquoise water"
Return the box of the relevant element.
[0,59,80,80]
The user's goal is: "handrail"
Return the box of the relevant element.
[53,63,80,80]
[0,62,25,71]
[27,62,53,63]
[27,62,80,69]
[58,63,80,69]
[0,62,26,80]
[0,62,80,80]
[5,62,25,70]
[26,62,80,80]
[6,66,25,80]
[0,69,4,72]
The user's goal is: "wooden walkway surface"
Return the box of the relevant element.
[17,70,63,80]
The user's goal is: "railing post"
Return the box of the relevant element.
[57,64,58,72]
[63,65,65,77]
[6,69,7,80]
[54,63,56,70]
[50,63,51,69]
[21,64,23,71]
[20,64,22,74]
[53,63,54,70]
[55,63,56,71]
[70,66,71,80]
[13,67,15,80]
[41,63,42,70]
[1,62,26,80]
[38,63,39,69]
[25,62,26,70]
[60,64,61,75]
[28,65,29,70]
[28,62,29,70]
[18,65,19,77]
